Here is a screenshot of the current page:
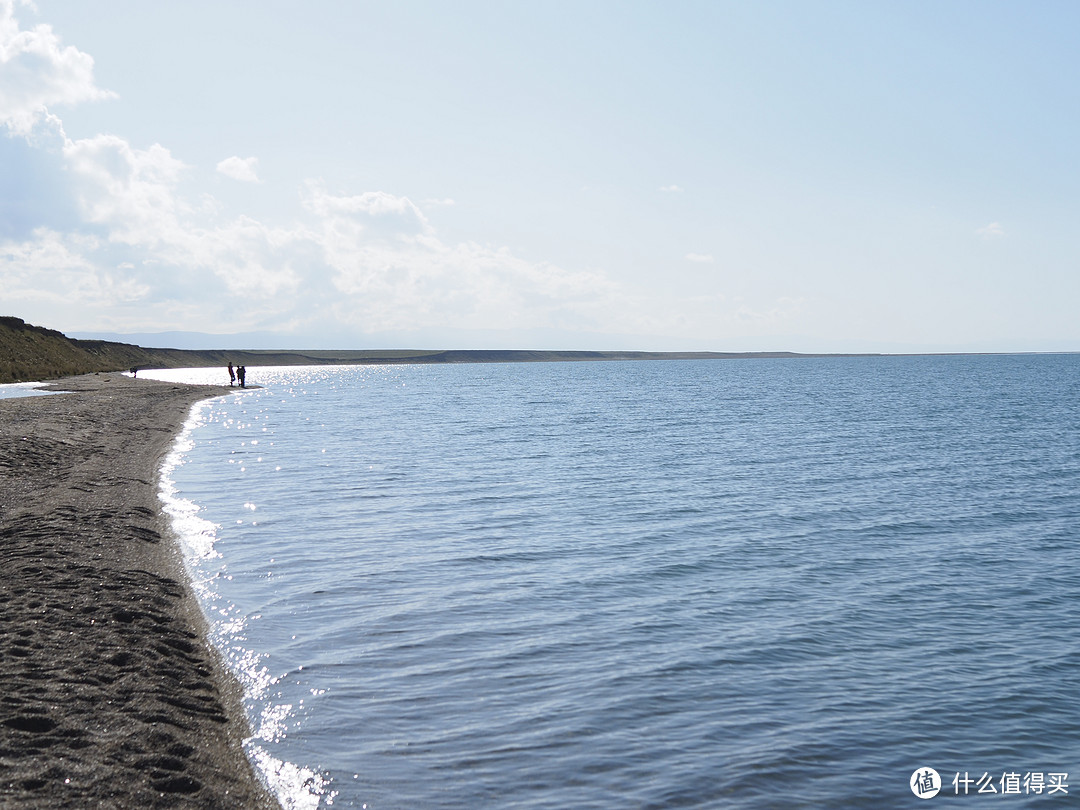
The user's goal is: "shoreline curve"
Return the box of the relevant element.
[0,372,278,808]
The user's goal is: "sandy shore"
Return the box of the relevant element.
[0,373,277,808]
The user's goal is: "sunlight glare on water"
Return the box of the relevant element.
[154,356,1080,808]
[156,368,342,808]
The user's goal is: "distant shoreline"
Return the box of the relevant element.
[147,348,878,366]
[3,315,1076,386]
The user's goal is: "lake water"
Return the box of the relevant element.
[151,355,1080,808]
[0,381,65,399]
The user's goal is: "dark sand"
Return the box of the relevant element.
[0,373,277,808]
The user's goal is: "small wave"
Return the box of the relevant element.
[159,396,333,809]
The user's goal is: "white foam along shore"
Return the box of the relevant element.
[0,372,277,807]
[158,396,333,809]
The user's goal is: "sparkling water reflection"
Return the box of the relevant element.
[153,356,1080,808]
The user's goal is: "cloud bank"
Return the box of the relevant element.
[0,3,797,348]
[0,0,619,341]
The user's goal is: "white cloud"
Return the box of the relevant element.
[976,222,1004,238]
[16,129,303,307]
[3,123,631,338]
[2,2,794,346]
[302,182,432,242]
[183,215,305,297]
[4,122,795,341]
[216,155,260,183]
[2,147,806,341]
[659,184,683,192]
[303,185,618,334]
[64,134,189,246]
[304,184,427,222]
[685,253,714,263]
[0,0,115,137]
[0,227,150,307]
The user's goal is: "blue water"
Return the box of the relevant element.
[0,381,65,399]
[154,355,1080,808]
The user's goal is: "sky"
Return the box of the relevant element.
[2,0,1080,352]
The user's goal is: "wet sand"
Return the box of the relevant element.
[0,373,277,808]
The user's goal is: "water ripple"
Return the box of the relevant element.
[156,355,1080,808]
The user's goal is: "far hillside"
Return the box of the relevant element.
[0,316,332,383]
[0,316,829,385]
[0,317,130,383]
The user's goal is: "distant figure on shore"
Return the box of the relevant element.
[238,365,246,388]
[228,362,235,387]
[130,367,138,378]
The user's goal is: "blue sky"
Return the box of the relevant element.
[2,0,1079,351]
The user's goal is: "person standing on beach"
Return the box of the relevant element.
[228,362,235,386]
[238,366,246,388]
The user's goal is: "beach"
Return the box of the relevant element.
[0,373,276,808]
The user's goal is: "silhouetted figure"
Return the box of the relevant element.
[238,365,246,388]
[228,362,235,387]
[130,367,138,378]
